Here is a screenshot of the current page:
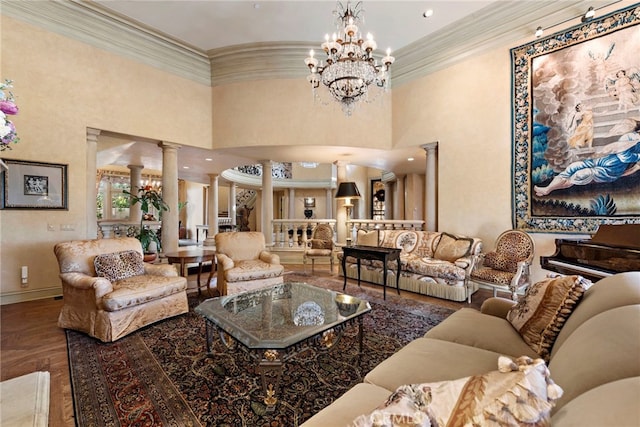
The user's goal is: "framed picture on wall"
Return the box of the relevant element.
[0,159,68,209]
[511,4,640,233]
[304,197,315,208]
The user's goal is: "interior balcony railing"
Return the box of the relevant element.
[347,219,425,232]
[98,220,162,239]
[271,219,337,249]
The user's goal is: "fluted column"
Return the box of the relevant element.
[261,160,274,245]
[159,142,180,253]
[229,183,237,227]
[86,128,100,238]
[422,142,439,231]
[288,188,295,219]
[325,188,333,218]
[127,164,144,225]
[204,173,219,247]
[395,175,406,220]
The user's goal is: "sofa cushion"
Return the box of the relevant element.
[355,356,562,427]
[101,275,187,311]
[551,377,640,427]
[224,260,284,283]
[425,307,539,358]
[405,256,467,282]
[300,383,392,427]
[551,271,640,358]
[357,230,380,247]
[379,230,419,253]
[432,232,473,262]
[94,250,144,282]
[549,305,640,412]
[506,275,590,361]
[364,338,505,391]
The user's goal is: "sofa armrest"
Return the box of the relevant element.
[259,250,280,265]
[59,272,113,299]
[216,253,234,271]
[143,263,179,277]
[480,297,517,318]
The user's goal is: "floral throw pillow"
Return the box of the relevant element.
[507,275,592,361]
[94,250,144,282]
[352,356,563,427]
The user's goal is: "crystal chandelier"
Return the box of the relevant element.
[304,1,394,116]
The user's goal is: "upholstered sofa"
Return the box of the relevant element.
[339,229,482,302]
[302,272,640,426]
[54,237,188,342]
[215,231,284,295]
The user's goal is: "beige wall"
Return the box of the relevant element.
[0,16,212,303]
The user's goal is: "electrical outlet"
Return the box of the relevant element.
[60,224,75,231]
[47,223,56,231]
[21,266,28,287]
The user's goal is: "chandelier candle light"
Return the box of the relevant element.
[305,1,394,116]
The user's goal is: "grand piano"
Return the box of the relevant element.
[540,224,640,282]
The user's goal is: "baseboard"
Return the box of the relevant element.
[0,287,62,305]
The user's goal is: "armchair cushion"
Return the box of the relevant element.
[94,250,144,282]
[223,259,284,283]
[433,232,473,262]
[507,275,591,361]
[483,251,519,274]
[310,238,332,250]
[102,275,189,311]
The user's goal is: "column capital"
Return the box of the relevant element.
[127,164,144,171]
[421,141,439,153]
[207,173,219,179]
[158,141,181,150]
[86,128,101,142]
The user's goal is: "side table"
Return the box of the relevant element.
[341,245,401,300]
[165,249,217,296]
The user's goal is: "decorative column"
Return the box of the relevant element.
[261,160,274,245]
[159,142,180,254]
[86,128,100,238]
[204,173,219,247]
[395,175,405,220]
[288,188,295,219]
[127,164,144,225]
[422,142,439,231]
[325,188,333,219]
[229,182,237,227]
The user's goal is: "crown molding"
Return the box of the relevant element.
[1,0,211,86]
[2,0,620,89]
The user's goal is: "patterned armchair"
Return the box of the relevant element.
[303,223,336,274]
[215,232,284,295]
[470,230,535,301]
[54,237,188,342]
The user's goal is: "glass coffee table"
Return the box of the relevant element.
[194,282,371,411]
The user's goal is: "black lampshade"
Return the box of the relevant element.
[335,182,361,199]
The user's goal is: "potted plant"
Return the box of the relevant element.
[124,185,169,259]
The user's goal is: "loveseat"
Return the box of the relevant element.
[54,237,189,342]
[302,272,640,426]
[339,229,482,302]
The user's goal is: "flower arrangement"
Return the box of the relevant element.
[0,80,20,151]
[124,185,170,253]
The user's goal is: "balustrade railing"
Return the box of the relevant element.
[348,219,424,231]
[271,219,337,248]
[97,220,162,239]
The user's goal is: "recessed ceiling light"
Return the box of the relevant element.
[423,9,433,18]
[407,157,414,162]
[205,158,213,161]
[183,166,190,169]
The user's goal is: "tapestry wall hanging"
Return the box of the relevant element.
[511,4,640,233]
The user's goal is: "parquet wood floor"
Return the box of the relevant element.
[0,264,491,426]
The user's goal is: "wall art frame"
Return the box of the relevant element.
[1,158,68,210]
[511,4,640,234]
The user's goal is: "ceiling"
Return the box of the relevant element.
[85,0,609,183]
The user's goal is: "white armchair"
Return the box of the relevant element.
[54,237,188,342]
[215,232,284,295]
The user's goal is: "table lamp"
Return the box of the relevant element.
[335,182,361,246]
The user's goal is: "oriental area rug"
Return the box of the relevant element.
[67,274,456,427]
